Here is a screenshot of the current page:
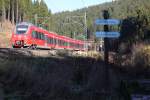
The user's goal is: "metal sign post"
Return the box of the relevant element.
[95,10,120,97]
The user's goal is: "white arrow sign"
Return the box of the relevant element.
[95,31,120,38]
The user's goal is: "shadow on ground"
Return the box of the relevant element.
[0,48,120,100]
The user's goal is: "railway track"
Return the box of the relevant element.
[0,47,103,61]
[0,48,61,57]
[0,48,56,57]
[0,48,90,58]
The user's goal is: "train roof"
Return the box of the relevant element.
[17,22,34,26]
[17,22,85,43]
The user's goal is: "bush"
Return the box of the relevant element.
[56,49,71,56]
[71,51,102,60]
[86,51,102,60]
[132,44,150,68]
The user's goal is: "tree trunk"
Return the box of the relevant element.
[16,0,19,23]
[2,0,6,22]
[7,0,11,21]
[11,0,15,24]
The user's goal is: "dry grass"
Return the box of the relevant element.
[0,20,14,48]
[0,49,111,100]
[72,51,102,60]
[113,44,150,78]
[132,45,150,68]
[0,32,11,48]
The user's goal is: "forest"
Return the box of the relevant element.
[0,0,150,43]
[0,0,51,25]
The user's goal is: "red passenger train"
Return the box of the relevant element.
[11,22,86,50]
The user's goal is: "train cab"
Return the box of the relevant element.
[11,22,31,48]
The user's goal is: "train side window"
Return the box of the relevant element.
[39,33,41,39]
[52,38,55,44]
[60,40,62,45]
[49,38,51,44]
[54,39,57,45]
[63,41,65,46]
[53,39,55,45]
[64,41,66,46]
[70,43,72,47]
[60,40,62,46]
[39,33,42,40]
[57,40,59,45]
[41,33,45,40]
[49,38,52,44]
[80,44,82,48]
[45,35,47,41]
[35,32,38,39]
[32,31,36,38]
[64,42,66,46]
[47,38,49,44]
[47,38,50,44]
[36,32,40,39]
[59,40,61,46]
[51,38,53,44]
[36,32,38,39]
[38,32,41,40]
[61,40,64,46]
[69,42,71,47]
[40,33,42,40]
[58,40,60,45]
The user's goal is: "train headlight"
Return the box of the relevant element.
[16,41,21,45]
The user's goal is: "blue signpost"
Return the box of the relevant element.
[95,31,120,38]
[95,19,120,25]
[95,19,120,38]
[95,10,120,96]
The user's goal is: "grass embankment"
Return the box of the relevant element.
[113,44,150,78]
[107,45,150,99]
[0,50,113,100]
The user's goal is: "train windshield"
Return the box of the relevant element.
[16,25,28,34]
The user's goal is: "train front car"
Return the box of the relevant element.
[11,22,31,48]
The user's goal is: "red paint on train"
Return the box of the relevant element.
[11,22,85,50]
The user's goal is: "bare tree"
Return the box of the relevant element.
[16,0,19,23]
[2,0,6,22]
[11,0,15,24]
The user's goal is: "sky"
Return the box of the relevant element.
[43,0,112,13]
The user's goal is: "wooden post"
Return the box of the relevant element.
[103,10,110,97]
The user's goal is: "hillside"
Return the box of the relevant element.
[51,0,150,41]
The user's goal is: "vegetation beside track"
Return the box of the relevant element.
[0,32,11,48]
[0,45,150,99]
[0,49,109,100]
